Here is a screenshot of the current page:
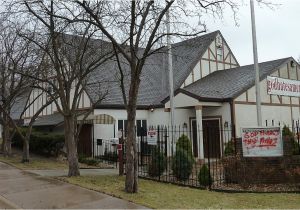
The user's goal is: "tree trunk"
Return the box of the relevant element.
[1,130,4,154]
[64,115,80,176]
[125,76,139,193]
[125,106,138,193]
[3,122,11,157]
[22,126,33,163]
[22,137,30,162]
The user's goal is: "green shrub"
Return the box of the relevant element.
[224,140,235,156]
[282,125,293,137]
[172,135,195,181]
[198,164,212,186]
[282,125,300,155]
[12,129,65,157]
[292,140,300,155]
[78,155,98,166]
[148,147,166,177]
[176,134,193,154]
[103,150,118,161]
[172,149,195,181]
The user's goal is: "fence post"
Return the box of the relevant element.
[297,121,300,154]
[118,135,124,176]
[164,126,168,157]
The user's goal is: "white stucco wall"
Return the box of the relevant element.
[24,84,91,118]
[234,60,300,136]
[93,107,198,141]
[235,104,296,137]
[203,103,231,126]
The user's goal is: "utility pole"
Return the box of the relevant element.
[250,0,262,126]
[166,9,175,128]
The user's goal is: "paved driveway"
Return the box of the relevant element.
[0,162,145,209]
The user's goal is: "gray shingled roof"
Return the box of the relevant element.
[182,57,292,101]
[33,113,64,126]
[86,31,219,107]
[10,92,30,120]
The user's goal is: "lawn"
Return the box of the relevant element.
[0,154,68,170]
[61,175,300,209]
[0,148,112,170]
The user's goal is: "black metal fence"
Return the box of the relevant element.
[136,125,233,190]
[135,125,300,192]
[79,138,119,167]
[78,123,300,192]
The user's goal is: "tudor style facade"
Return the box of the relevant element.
[20,30,300,159]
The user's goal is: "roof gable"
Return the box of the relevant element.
[180,57,292,101]
[86,31,221,107]
[171,31,219,89]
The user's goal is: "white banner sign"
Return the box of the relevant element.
[241,127,283,157]
[147,129,157,145]
[267,76,300,97]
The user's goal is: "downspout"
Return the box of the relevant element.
[229,99,236,139]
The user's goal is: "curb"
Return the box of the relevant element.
[0,195,22,210]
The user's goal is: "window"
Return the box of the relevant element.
[118,120,128,137]
[136,120,147,137]
[217,47,223,61]
[117,119,147,137]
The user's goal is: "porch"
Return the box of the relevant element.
[164,91,234,159]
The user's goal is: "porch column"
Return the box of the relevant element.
[195,105,204,159]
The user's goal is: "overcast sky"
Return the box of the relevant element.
[203,0,299,66]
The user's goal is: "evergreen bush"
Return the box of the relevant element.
[172,148,195,181]
[224,140,235,156]
[176,134,193,154]
[282,125,300,155]
[198,164,212,186]
[148,147,166,177]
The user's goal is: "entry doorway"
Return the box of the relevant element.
[202,118,221,158]
[190,117,222,159]
[78,124,92,156]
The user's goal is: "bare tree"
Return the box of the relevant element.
[0,20,36,157]
[5,0,114,176]
[72,0,247,193]
[0,16,55,162]
[5,0,273,191]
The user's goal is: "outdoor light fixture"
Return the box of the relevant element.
[224,121,229,128]
[183,122,187,128]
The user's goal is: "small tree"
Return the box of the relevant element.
[176,134,193,154]
[224,139,235,156]
[198,164,212,187]
[172,149,195,181]
[172,135,195,181]
[282,125,293,137]
[282,125,300,155]
[148,146,166,177]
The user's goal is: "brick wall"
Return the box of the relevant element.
[223,138,300,184]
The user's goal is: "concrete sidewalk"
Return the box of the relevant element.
[0,162,145,209]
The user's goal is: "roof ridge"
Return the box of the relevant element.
[171,30,219,47]
[212,57,292,74]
